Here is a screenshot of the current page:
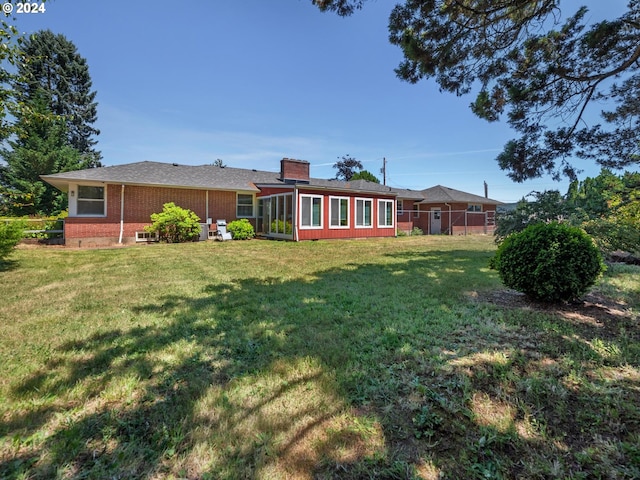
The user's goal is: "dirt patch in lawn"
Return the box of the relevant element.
[476,288,638,342]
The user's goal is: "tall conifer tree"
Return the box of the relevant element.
[16,29,101,166]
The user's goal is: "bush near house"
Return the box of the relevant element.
[144,202,201,243]
[226,219,255,240]
[0,219,25,260]
[490,222,605,302]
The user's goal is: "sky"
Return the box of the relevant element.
[6,0,628,203]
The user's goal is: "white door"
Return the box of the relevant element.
[430,208,441,234]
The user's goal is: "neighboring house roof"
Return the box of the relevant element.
[418,185,502,205]
[391,187,426,201]
[41,161,282,192]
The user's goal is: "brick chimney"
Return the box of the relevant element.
[280,158,310,182]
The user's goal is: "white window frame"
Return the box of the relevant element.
[355,198,373,228]
[74,184,106,217]
[467,203,483,212]
[378,199,395,228]
[329,196,350,229]
[299,194,323,229]
[236,193,255,218]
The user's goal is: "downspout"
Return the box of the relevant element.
[293,185,299,242]
[206,190,209,223]
[118,184,125,244]
[444,202,452,235]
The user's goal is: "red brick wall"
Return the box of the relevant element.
[65,184,244,245]
[280,158,310,181]
[413,202,497,235]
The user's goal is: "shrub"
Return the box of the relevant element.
[490,222,605,302]
[145,202,201,243]
[411,226,424,236]
[227,219,255,240]
[0,220,26,260]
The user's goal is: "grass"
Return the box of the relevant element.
[0,235,638,479]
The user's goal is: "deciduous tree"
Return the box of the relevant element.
[333,154,363,181]
[351,169,380,183]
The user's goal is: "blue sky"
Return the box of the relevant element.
[10,0,624,202]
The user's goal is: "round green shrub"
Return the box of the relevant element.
[490,222,605,302]
[145,202,201,243]
[227,219,255,240]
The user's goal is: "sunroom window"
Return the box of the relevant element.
[300,195,322,228]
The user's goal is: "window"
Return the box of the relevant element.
[300,195,323,228]
[355,198,372,227]
[329,196,349,228]
[237,194,254,217]
[77,185,105,216]
[397,199,403,215]
[378,199,394,227]
[467,204,482,212]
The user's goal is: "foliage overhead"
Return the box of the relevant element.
[313,0,640,181]
[333,154,363,181]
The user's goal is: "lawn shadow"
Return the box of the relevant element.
[2,248,639,479]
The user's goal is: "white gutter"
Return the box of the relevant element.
[444,202,452,235]
[118,184,125,244]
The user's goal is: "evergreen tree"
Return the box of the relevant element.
[0,92,87,216]
[16,29,101,166]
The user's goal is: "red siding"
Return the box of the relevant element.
[295,188,396,241]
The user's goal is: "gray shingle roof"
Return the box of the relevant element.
[41,161,503,204]
[41,161,399,196]
[41,161,281,192]
[418,185,502,204]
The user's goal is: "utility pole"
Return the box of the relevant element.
[381,157,387,185]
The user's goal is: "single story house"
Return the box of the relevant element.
[396,185,502,235]
[41,158,502,246]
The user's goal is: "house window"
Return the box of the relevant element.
[300,195,323,228]
[378,199,394,228]
[237,194,254,217]
[467,204,482,212]
[397,199,403,215]
[355,198,372,227]
[77,185,105,216]
[329,196,349,228]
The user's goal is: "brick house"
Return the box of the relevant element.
[396,185,502,235]
[42,158,399,246]
[42,158,501,246]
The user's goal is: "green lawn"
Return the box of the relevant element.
[1,236,638,479]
